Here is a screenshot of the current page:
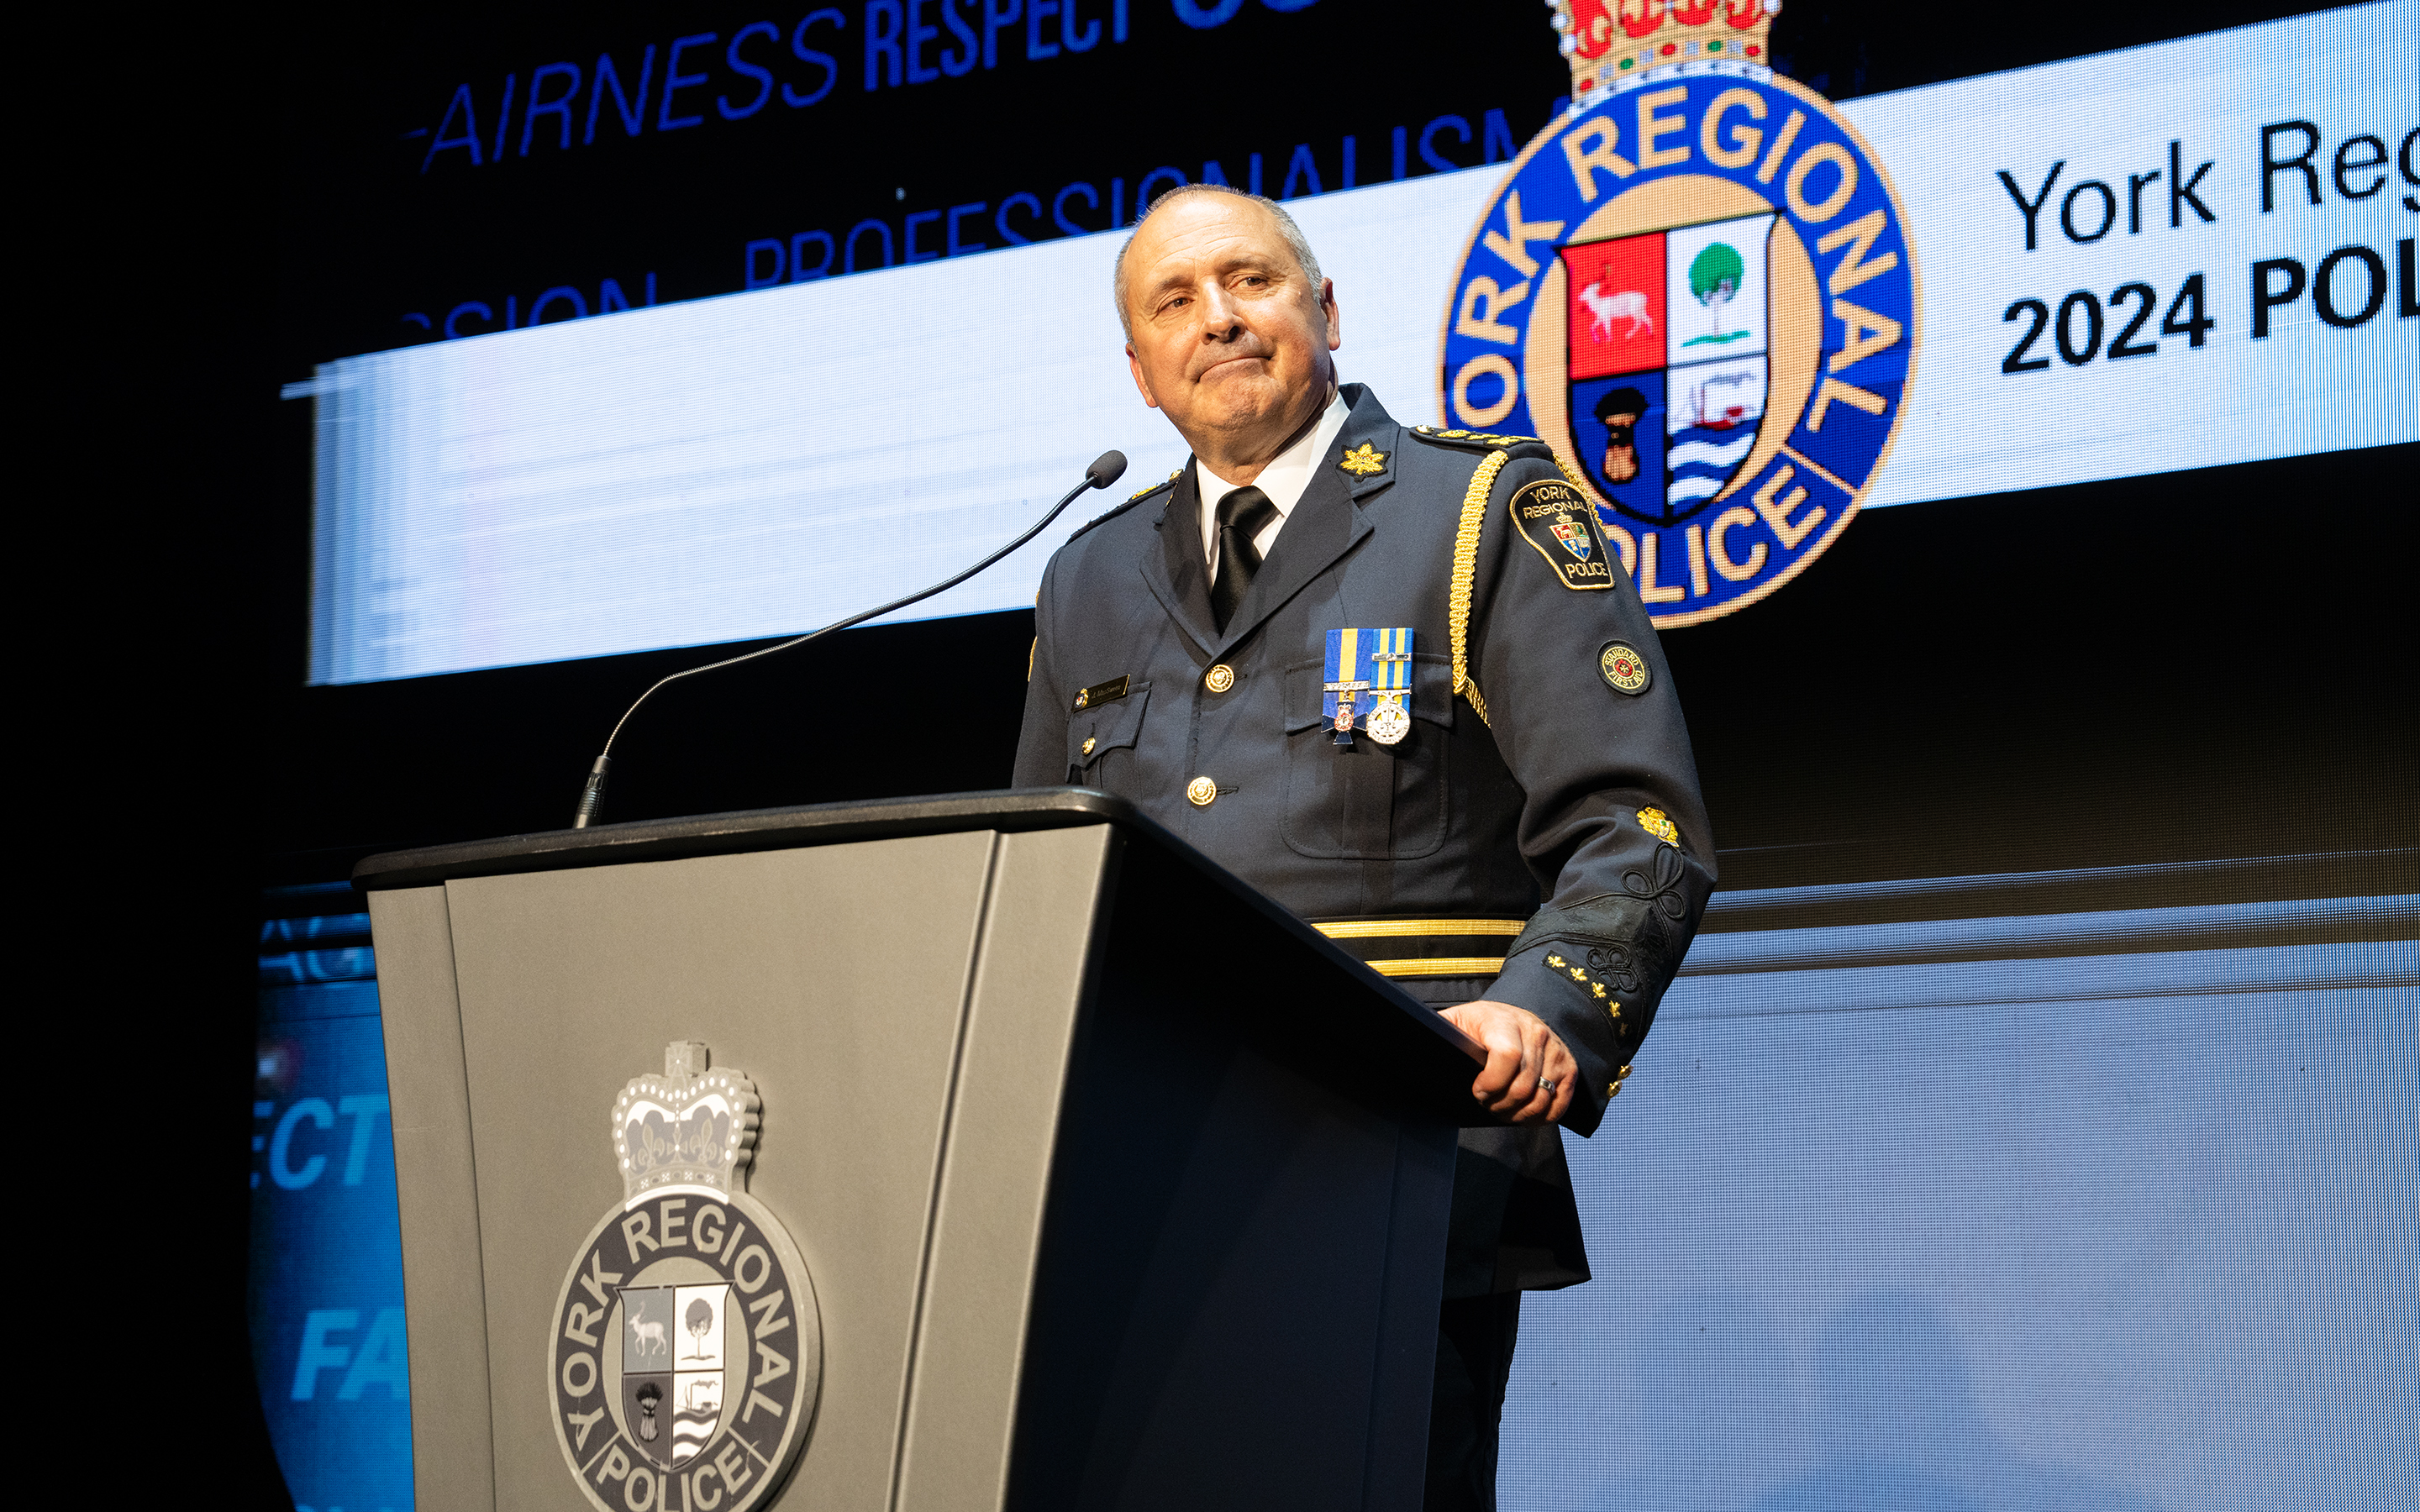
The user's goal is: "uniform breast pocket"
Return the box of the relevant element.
[1281,654,1453,859]
[1065,682,1151,785]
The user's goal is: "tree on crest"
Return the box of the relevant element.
[1689,242,1744,340]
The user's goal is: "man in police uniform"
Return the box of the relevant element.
[1013,185,1714,1509]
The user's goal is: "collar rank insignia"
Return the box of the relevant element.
[1324,627,1415,747]
[549,1042,819,1512]
[1337,443,1388,478]
[1129,469,1181,501]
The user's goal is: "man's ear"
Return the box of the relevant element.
[1126,344,1161,410]
[1320,277,1341,354]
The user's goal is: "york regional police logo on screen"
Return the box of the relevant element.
[551,1042,820,1512]
[1442,0,1917,626]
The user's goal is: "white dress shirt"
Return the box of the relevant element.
[1195,388,1350,575]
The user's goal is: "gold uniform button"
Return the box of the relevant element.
[1204,664,1235,693]
[1186,775,1218,807]
[1081,737,1096,756]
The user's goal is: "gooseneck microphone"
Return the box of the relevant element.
[571,449,1128,828]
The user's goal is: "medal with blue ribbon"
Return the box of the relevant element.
[1323,627,1414,748]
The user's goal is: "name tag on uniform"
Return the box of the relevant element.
[1323,627,1413,748]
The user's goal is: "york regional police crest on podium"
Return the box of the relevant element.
[550,1042,820,1512]
[1441,0,1918,626]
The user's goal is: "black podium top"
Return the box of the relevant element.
[355,788,1165,890]
[355,788,1493,1126]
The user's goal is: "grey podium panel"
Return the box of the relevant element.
[368,883,497,1512]
[439,829,1001,1512]
[888,826,1118,1511]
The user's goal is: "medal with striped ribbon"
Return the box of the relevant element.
[1324,627,1414,748]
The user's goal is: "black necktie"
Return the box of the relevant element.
[1209,486,1278,633]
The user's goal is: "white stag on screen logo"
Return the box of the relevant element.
[1579,281,1654,343]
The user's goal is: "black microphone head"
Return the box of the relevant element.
[1086,450,1128,490]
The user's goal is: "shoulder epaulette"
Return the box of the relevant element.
[1068,470,1180,543]
[1408,424,1552,454]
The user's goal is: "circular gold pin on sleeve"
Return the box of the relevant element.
[1204,664,1234,693]
[1598,641,1651,695]
[1186,775,1218,807]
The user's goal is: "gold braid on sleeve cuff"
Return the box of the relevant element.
[1313,916,1524,977]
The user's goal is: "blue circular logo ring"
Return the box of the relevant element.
[1440,72,1919,626]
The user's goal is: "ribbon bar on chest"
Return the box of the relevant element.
[1323,627,1414,748]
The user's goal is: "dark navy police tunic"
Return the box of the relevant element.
[1013,383,1715,1295]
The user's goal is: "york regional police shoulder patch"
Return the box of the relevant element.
[1440,0,1918,627]
[1510,477,1617,590]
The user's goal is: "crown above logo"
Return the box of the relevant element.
[612,1041,762,1210]
[1550,0,1782,105]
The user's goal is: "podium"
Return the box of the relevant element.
[357,790,1487,1512]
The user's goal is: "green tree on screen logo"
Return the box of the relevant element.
[1686,243,1749,347]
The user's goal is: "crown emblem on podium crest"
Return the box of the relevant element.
[556,1041,818,1508]
[1551,0,1782,104]
[611,1040,762,1209]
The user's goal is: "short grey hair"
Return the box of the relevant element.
[1112,182,1324,338]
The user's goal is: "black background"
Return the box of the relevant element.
[277,0,2375,367]
[52,1,2402,1503]
[281,0,1573,366]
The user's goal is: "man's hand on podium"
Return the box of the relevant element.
[1439,1000,1576,1126]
